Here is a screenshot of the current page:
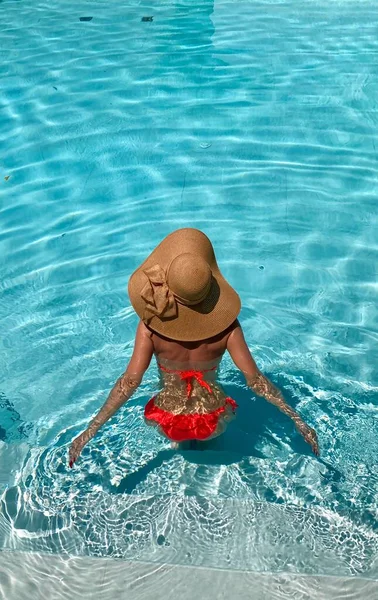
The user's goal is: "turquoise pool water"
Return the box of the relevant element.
[1,0,377,580]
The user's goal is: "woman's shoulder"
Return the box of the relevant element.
[215,319,240,340]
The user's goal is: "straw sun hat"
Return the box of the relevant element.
[128,228,241,342]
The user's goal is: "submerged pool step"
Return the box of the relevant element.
[1,484,377,580]
[1,549,377,600]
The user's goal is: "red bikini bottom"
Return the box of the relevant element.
[144,396,238,442]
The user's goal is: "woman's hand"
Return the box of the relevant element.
[68,431,91,467]
[295,422,320,456]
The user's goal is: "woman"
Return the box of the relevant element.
[69,228,319,466]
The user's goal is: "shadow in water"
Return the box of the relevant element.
[113,372,323,494]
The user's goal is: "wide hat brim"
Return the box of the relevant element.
[128,228,241,342]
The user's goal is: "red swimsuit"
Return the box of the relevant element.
[144,364,238,442]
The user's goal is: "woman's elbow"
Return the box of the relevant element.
[119,373,142,396]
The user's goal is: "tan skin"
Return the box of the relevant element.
[69,320,319,466]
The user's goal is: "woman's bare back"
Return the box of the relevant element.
[148,321,238,365]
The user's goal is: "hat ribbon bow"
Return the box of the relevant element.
[141,264,177,321]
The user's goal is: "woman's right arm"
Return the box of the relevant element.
[69,321,154,467]
[226,325,319,456]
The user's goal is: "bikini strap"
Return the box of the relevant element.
[158,364,216,397]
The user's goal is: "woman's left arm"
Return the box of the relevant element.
[69,321,153,467]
